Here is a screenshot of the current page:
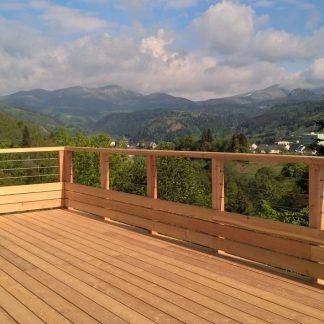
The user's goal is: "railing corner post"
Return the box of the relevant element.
[59,149,73,209]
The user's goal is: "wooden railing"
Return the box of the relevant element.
[0,147,64,213]
[1,146,324,282]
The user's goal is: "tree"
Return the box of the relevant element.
[21,126,30,147]
[201,129,213,143]
[51,127,71,145]
[228,133,249,153]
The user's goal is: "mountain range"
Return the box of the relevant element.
[0,84,323,142]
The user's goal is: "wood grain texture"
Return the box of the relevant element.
[65,183,324,279]
[100,152,110,190]
[146,155,157,199]
[0,209,323,324]
[0,147,64,154]
[211,158,224,211]
[0,182,64,214]
[309,164,324,230]
[65,183,324,245]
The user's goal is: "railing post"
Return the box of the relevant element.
[146,155,157,235]
[100,152,109,190]
[59,149,73,209]
[59,150,65,183]
[211,158,224,212]
[60,150,73,184]
[146,155,157,199]
[309,164,324,230]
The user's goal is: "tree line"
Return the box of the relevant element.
[51,127,311,226]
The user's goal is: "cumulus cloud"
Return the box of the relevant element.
[0,15,297,100]
[0,0,324,99]
[253,29,309,61]
[303,58,324,84]
[193,1,324,64]
[30,0,109,34]
[194,0,255,53]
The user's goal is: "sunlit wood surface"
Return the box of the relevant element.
[0,209,323,323]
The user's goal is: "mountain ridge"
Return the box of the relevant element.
[1,84,323,140]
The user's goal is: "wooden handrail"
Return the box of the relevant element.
[65,146,324,165]
[0,147,65,154]
[1,146,323,165]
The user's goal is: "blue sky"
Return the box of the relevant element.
[0,0,324,99]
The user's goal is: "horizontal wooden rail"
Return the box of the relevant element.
[0,147,64,154]
[65,183,324,280]
[65,146,324,165]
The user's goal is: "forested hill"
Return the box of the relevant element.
[238,101,324,143]
[93,109,247,142]
[94,100,324,142]
[2,84,324,132]
[0,109,52,148]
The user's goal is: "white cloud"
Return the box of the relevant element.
[193,0,255,53]
[0,0,324,99]
[193,1,324,63]
[30,1,108,34]
[140,29,175,62]
[0,18,298,100]
[254,27,324,62]
[253,29,309,61]
[303,58,324,83]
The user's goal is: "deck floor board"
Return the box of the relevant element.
[25,210,324,322]
[0,209,323,324]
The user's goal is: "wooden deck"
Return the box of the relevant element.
[0,209,323,323]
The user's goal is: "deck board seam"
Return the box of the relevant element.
[0,243,154,324]
[0,259,97,323]
[0,283,45,323]
[0,305,18,324]
[0,254,125,324]
[0,269,71,323]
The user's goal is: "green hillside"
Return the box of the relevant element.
[94,109,248,142]
[93,101,324,143]
[0,102,59,131]
[238,100,324,143]
[0,110,52,148]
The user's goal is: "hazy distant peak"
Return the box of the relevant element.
[97,84,141,98]
[246,84,288,101]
